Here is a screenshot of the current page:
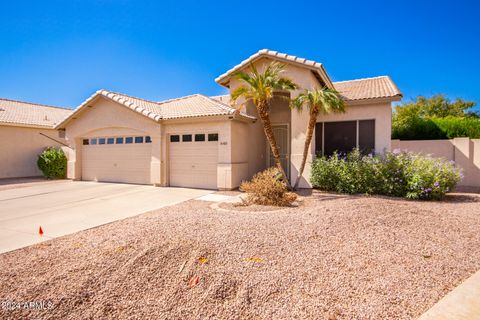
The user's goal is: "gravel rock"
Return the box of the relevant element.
[1,191,479,319]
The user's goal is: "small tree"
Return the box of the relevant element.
[394,94,477,118]
[291,88,345,190]
[37,147,67,179]
[231,62,298,187]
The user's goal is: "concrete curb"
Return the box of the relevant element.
[419,269,480,320]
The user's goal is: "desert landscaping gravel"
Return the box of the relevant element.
[1,191,480,319]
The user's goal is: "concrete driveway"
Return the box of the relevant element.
[0,181,213,254]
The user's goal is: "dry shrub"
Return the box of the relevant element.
[240,167,297,206]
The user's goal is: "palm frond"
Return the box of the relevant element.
[275,78,298,91]
[292,87,345,115]
[230,86,251,103]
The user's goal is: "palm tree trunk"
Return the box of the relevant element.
[257,106,292,189]
[293,109,319,190]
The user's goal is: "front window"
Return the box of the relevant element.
[316,120,375,156]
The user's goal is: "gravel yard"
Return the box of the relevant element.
[1,191,480,319]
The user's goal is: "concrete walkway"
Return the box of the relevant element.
[0,181,212,254]
[419,269,480,319]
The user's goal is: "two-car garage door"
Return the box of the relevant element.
[82,136,152,185]
[169,133,218,189]
[81,132,219,189]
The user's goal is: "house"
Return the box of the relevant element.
[0,98,71,178]
[56,49,402,189]
[4,49,402,189]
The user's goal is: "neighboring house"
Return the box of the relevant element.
[0,98,71,178]
[55,49,402,189]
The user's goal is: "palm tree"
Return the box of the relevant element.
[291,88,346,190]
[231,62,298,186]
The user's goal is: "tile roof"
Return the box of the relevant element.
[0,98,72,128]
[215,49,334,88]
[210,94,231,105]
[56,90,255,128]
[333,76,402,101]
[157,94,246,119]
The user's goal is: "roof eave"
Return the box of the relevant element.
[215,51,334,89]
[55,91,162,129]
[344,95,403,106]
[0,122,57,129]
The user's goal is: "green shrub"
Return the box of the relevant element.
[311,149,463,200]
[37,147,67,179]
[392,116,480,140]
[240,167,297,206]
[433,116,480,139]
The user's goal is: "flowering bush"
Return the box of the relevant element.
[311,149,463,200]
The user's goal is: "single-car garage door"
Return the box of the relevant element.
[82,135,152,185]
[169,133,218,189]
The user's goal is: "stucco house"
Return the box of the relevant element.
[0,49,402,188]
[53,49,402,189]
[0,99,70,178]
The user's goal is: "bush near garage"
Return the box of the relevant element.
[240,167,297,206]
[37,147,67,179]
[310,148,463,200]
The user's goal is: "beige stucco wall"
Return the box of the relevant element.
[0,125,66,178]
[316,102,392,152]
[391,138,480,187]
[63,97,162,184]
[391,139,454,160]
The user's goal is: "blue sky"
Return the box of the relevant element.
[0,0,479,110]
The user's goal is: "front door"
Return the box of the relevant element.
[268,124,290,179]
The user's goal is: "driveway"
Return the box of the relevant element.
[0,181,213,253]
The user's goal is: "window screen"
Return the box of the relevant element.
[208,133,219,141]
[323,121,357,156]
[359,120,375,155]
[315,122,323,155]
[195,134,205,141]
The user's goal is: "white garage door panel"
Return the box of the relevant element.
[82,144,151,185]
[169,141,218,189]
